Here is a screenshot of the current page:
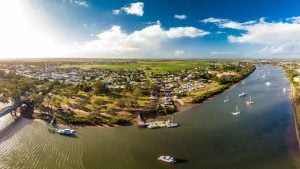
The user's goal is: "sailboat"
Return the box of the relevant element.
[167,113,179,128]
[231,105,240,115]
[224,95,230,102]
[246,96,254,105]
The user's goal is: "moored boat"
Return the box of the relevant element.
[158,156,177,164]
[57,128,75,135]
[166,122,179,128]
[224,95,230,102]
[231,105,240,115]
[238,92,246,97]
[283,88,291,93]
[246,96,254,105]
[147,124,159,129]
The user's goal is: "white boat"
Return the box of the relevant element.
[283,88,291,93]
[158,156,177,163]
[166,114,179,128]
[57,129,75,135]
[246,96,254,105]
[224,95,230,102]
[266,82,271,86]
[147,124,159,129]
[242,80,246,84]
[167,123,179,128]
[231,105,240,115]
[238,92,246,97]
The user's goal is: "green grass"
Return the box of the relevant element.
[58,60,212,73]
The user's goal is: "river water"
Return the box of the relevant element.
[0,65,299,169]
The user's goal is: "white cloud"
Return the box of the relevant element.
[211,51,237,55]
[216,31,225,34]
[202,17,223,23]
[201,17,256,30]
[112,9,121,15]
[287,16,300,24]
[166,27,209,38]
[67,23,209,58]
[204,16,300,55]
[113,2,144,16]
[174,14,187,20]
[174,50,186,56]
[67,0,88,7]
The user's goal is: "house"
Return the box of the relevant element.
[293,76,300,83]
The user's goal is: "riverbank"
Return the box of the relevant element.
[283,67,300,149]
[37,65,256,128]
[190,65,256,104]
[290,84,300,149]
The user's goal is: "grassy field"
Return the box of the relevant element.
[58,60,213,73]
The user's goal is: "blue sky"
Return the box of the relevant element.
[1,0,300,58]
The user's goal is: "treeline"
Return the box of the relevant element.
[192,64,256,103]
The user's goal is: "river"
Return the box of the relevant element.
[0,65,299,169]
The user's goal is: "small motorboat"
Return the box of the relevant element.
[57,129,75,135]
[266,82,271,86]
[158,156,177,164]
[238,92,246,97]
[283,88,291,93]
[147,124,159,129]
[166,123,179,128]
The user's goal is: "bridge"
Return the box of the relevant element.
[0,99,34,119]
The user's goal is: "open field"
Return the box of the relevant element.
[58,60,213,73]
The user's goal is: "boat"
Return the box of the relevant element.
[57,128,75,135]
[231,105,240,115]
[246,96,254,105]
[224,95,230,102]
[147,124,159,129]
[138,121,148,128]
[238,92,246,97]
[158,156,177,164]
[283,88,291,93]
[242,80,245,84]
[167,123,179,128]
[266,82,271,86]
[166,114,179,128]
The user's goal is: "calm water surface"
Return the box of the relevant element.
[0,65,299,169]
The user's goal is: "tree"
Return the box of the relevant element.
[49,95,62,110]
[91,96,106,114]
[93,80,107,95]
[30,93,44,109]
[132,86,142,98]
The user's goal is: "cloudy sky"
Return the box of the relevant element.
[1,0,300,58]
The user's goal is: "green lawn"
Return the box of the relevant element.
[58,60,212,73]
